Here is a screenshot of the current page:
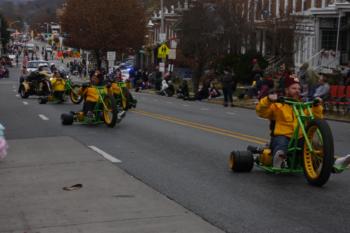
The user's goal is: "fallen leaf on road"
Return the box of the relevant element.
[63,184,83,191]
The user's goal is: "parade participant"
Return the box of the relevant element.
[114,69,137,109]
[256,74,350,169]
[106,73,126,118]
[78,75,101,118]
[256,74,323,168]
[50,70,66,103]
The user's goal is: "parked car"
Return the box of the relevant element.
[26,60,50,73]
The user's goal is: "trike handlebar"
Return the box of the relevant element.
[275,96,320,107]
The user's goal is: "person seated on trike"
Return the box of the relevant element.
[114,69,137,109]
[257,74,319,169]
[77,74,101,119]
[106,73,127,114]
[256,74,350,169]
[50,70,66,103]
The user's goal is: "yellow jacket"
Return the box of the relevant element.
[108,82,122,96]
[78,86,100,102]
[256,96,323,138]
[50,76,66,91]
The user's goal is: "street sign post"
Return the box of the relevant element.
[170,40,177,49]
[159,33,166,43]
[168,49,176,60]
[157,44,169,59]
[107,51,116,73]
[107,51,116,61]
[159,62,165,72]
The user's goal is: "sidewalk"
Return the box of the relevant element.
[0,136,224,233]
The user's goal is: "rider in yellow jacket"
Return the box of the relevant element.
[50,71,66,102]
[256,95,323,138]
[256,74,323,168]
[78,74,102,116]
[106,71,129,110]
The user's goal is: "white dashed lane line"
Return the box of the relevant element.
[88,146,122,163]
[38,114,49,121]
[226,112,236,115]
[22,101,28,105]
[16,94,20,97]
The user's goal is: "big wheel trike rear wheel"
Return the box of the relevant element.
[61,113,74,125]
[229,151,254,172]
[103,95,118,128]
[303,119,334,187]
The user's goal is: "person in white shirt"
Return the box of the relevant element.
[313,74,330,100]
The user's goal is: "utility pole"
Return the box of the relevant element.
[160,0,165,77]
[0,18,2,57]
[336,10,342,66]
[161,0,164,35]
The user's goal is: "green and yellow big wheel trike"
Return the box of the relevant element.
[228,97,347,187]
[61,86,120,128]
[38,77,82,104]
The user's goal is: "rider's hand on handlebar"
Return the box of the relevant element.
[268,93,278,102]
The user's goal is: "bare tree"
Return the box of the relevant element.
[60,0,146,68]
[214,0,249,55]
[178,1,223,92]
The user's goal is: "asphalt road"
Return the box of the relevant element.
[1,64,350,233]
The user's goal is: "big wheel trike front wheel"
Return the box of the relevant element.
[70,84,83,104]
[303,119,334,187]
[102,95,118,128]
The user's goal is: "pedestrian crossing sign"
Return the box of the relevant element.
[158,44,170,59]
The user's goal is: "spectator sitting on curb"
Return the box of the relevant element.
[176,80,190,100]
[299,62,319,99]
[313,74,330,100]
[195,84,209,101]
[208,81,221,99]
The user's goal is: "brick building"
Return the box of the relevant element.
[145,0,350,72]
[252,0,350,71]
[143,1,191,69]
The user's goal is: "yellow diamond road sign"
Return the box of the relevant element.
[158,44,170,59]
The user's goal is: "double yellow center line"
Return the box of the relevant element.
[132,109,267,145]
